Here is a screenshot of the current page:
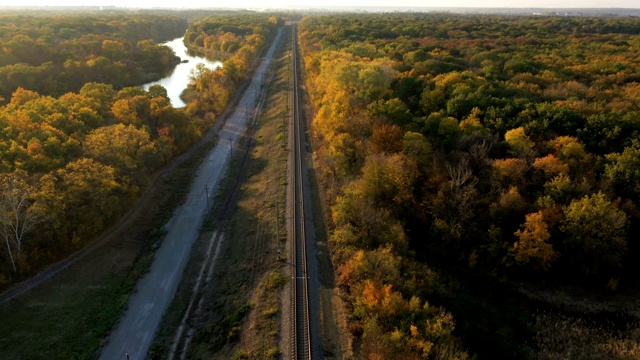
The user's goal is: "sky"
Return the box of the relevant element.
[1,0,639,8]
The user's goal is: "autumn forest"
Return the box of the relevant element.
[300,13,640,359]
[2,8,640,359]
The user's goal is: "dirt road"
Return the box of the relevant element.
[98,28,283,360]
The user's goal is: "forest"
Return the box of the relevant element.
[3,9,640,359]
[299,13,640,358]
[0,13,187,101]
[0,12,279,289]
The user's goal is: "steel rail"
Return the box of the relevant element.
[290,23,312,360]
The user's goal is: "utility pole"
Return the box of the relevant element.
[205,184,209,211]
[276,199,280,261]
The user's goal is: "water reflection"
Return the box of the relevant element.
[142,38,222,108]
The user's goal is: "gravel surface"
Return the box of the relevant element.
[98,28,282,360]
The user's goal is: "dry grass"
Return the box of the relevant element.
[210,26,292,358]
[532,312,640,360]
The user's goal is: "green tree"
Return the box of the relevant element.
[402,132,432,171]
[367,98,413,126]
[147,84,169,99]
[359,153,416,212]
[605,142,640,200]
[422,113,460,151]
[505,127,535,157]
[560,192,627,275]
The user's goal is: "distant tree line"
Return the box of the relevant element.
[0,13,188,102]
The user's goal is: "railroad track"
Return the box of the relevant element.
[289,23,312,360]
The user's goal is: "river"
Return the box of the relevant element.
[142,38,222,108]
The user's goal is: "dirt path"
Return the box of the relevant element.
[97,28,283,360]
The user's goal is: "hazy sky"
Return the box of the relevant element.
[1,0,639,8]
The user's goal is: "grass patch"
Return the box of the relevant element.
[531,311,640,358]
[262,306,279,318]
[198,303,252,350]
[0,274,132,359]
[266,270,286,290]
[264,347,280,359]
[231,349,252,360]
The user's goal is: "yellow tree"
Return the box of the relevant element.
[513,211,557,271]
[547,136,589,174]
[493,158,528,186]
[533,154,569,179]
[83,124,161,178]
[188,63,231,115]
[505,127,535,158]
[39,158,122,247]
[560,192,627,275]
[79,82,115,119]
[359,153,417,212]
[111,94,151,126]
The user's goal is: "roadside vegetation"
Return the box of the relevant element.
[182,14,282,118]
[299,13,640,358]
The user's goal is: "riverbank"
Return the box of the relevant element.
[142,37,222,108]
